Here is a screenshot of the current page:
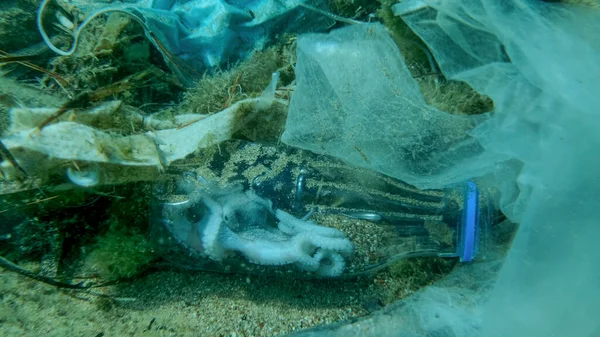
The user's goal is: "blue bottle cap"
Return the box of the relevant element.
[460,181,479,262]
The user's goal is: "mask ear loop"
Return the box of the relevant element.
[37,0,153,56]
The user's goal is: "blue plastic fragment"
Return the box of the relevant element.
[39,0,332,86]
[109,0,332,84]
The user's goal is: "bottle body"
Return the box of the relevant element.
[150,141,496,278]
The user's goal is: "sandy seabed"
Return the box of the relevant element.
[0,263,414,337]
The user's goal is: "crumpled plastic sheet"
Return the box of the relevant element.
[281,0,600,336]
[0,72,281,189]
[281,22,493,189]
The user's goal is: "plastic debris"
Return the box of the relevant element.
[282,0,600,336]
[281,23,488,188]
[0,72,283,191]
[38,0,332,85]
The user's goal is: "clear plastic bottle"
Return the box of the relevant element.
[252,158,497,265]
[150,141,498,278]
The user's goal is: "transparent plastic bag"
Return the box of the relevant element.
[39,0,331,85]
[282,0,600,336]
[281,23,499,190]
